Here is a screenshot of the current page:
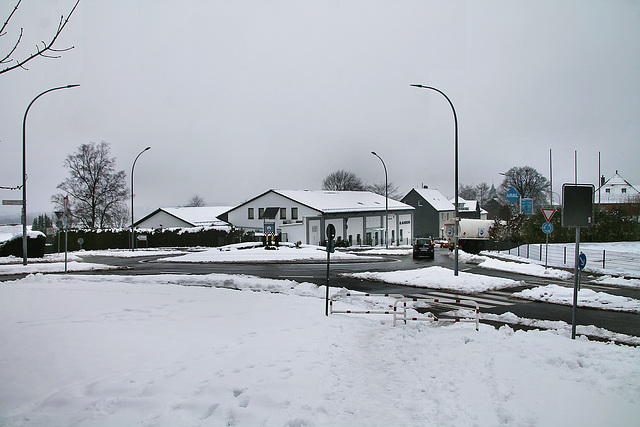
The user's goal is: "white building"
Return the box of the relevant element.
[134,206,233,230]
[596,171,640,205]
[218,189,415,246]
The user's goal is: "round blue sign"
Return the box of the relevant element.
[578,252,587,270]
[541,222,553,234]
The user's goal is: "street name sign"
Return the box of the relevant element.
[505,187,521,204]
[2,200,22,206]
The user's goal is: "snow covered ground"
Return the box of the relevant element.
[1,273,639,426]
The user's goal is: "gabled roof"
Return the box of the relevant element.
[220,189,413,217]
[273,190,413,213]
[596,171,640,204]
[408,188,454,212]
[134,206,233,228]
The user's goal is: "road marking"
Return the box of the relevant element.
[284,275,315,279]
[407,291,516,309]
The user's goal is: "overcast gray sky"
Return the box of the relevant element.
[1,0,639,221]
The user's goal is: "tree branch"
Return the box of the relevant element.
[0,0,79,75]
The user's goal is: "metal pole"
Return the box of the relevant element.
[131,147,151,251]
[371,152,388,249]
[571,227,580,339]
[22,84,79,265]
[411,84,459,275]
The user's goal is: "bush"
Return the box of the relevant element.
[0,233,46,258]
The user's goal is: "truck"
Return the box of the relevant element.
[442,218,494,253]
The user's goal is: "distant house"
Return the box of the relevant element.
[218,189,414,246]
[401,188,454,239]
[133,206,233,230]
[449,197,488,220]
[595,171,640,217]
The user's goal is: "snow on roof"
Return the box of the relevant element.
[412,188,455,212]
[160,206,234,227]
[596,172,640,204]
[273,190,413,213]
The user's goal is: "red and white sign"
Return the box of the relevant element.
[541,208,557,222]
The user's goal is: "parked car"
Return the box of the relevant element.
[413,237,434,259]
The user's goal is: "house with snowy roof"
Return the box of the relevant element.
[133,206,233,230]
[401,188,454,238]
[449,197,489,220]
[595,171,640,217]
[217,189,414,246]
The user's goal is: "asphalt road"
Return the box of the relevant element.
[3,248,639,338]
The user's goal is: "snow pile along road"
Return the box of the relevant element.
[513,284,640,313]
[344,265,522,293]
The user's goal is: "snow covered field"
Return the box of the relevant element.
[1,273,639,426]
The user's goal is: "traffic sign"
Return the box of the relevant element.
[326,224,336,240]
[505,187,521,204]
[264,223,276,235]
[2,200,22,206]
[541,208,557,222]
[521,198,534,215]
[542,222,553,234]
[578,252,587,270]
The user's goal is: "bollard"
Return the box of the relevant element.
[603,250,605,269]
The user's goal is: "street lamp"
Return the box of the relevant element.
[131,146,151,251]
[371,151,388,249]
[411,84,459,276]
[22,84,79,265]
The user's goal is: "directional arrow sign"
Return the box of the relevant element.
[541,208,557,222]
[505,187,521,204]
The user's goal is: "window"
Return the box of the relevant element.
[291,207,298,220]
[258,208,264,219]
[280,207,286,219]
[605,188,611,193]
[248,208,254,219]
[622,188,627,194]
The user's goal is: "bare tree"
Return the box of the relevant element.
[52,142,129,229]
[322,170,366,191]
[185,195,206,207]
[1,0,79,75]
[475,182,491,207]
[458,184,477,201]
[367,181,402,201]
[498,166,549,209]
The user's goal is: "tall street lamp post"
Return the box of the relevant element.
[22,84,79,266]
[411,84,459,276]
[371,151,388,249]
[131,146,151,251]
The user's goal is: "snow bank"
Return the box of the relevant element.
[513,284,640,313]
[0,273,638,426]
[344,265,522,293]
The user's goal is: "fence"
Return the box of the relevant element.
[330,292,479,331]
[494,243,640,278]
[393,297,479,330]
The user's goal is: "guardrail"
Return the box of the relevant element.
[330,292,479,331]
[393,297,479,331]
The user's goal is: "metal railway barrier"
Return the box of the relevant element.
[393,297,479,331]
[330,292,479,331]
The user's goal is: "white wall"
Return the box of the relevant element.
[136,211,191,229]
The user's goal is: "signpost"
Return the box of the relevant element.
[562,184,595,339]
[541,208,557,269]
[325,224,336,316]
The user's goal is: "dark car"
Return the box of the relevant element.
[413,237,434,259]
